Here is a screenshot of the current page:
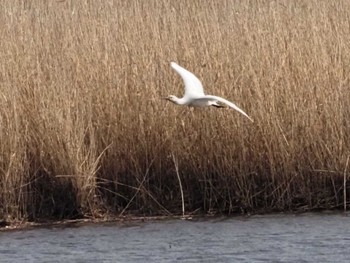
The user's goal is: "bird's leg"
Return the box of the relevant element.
[211,104,225,109]
[210,101,226,108]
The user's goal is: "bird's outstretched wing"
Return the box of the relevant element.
[205,95,254,122]
[171,62,205,99]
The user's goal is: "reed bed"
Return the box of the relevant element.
[0,0,349,222]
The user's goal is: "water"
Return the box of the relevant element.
[0,213,349,262]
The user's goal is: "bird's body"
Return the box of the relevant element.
[166,62,253,122]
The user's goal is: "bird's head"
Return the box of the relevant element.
[164,95,179,104]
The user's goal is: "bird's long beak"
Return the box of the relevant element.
[163,96,170,101]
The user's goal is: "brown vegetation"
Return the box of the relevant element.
[0,0,349,223]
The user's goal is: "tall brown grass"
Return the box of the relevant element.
[0,0,349,222]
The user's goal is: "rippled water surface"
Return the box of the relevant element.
[0,213,349,262]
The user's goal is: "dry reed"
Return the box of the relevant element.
[0,0,349,222]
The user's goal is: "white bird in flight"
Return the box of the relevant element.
[165,62,253,122]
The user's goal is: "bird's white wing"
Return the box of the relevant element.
[171,62,205,99]
[205,95,254,122]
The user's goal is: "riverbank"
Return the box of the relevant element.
[0,214,196,232]
[1,208,348,232]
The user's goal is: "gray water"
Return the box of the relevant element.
[0,213,349,263]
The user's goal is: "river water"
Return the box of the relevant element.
[0,213,349,262]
